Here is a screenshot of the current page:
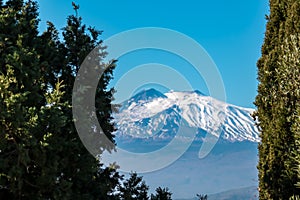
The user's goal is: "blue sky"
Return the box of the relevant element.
[38,0,269,108]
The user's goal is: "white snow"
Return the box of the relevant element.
[113,89,260,142]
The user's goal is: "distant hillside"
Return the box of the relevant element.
[176,186,258,200]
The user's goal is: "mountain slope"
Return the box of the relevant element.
[114,88,259,142]
[111,89,259,199]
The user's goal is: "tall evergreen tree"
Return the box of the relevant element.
[254,0,300,199]
[119,172,149,200]
[0,0,121,199]
[150,187,172,200]
[0,1,172,199]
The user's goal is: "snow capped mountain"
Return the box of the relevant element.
[113,88,259,142]
[111,89,259,198]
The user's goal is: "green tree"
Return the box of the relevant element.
[254,0,300,199]
[0,0,54,198]
[0,0,120,199]
[0,1,172,199]
[119,172,149,200]
[150,187,172,200]
[196,194,208,200]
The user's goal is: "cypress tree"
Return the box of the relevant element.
[254,0,300,199]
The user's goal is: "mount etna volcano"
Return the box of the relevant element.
[112,89,259,199]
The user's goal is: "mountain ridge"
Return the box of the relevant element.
[114,88,259,142]
[111,88,259,198]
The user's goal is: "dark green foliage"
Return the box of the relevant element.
[0,1,172,199]
[290,195,300,200]
[196,194,208,200]
[254,0,300,199]
[119,172,149,200]
[0,1,173,199]
[0,0,121,199]
[150,187,172,200]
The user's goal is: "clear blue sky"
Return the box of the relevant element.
[38,0,269,108]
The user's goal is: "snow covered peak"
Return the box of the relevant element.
[132,88,167,101]
[114,89,259,142]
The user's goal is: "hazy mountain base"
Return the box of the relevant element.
[117,138,258,199]
[114,89,259,199]
[176,186,258,200]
